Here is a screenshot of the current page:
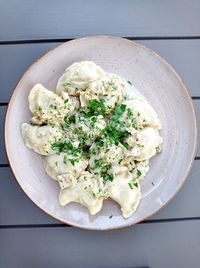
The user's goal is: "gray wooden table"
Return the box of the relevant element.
[0,1,200,267]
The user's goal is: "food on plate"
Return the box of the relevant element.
[21,61,162,218]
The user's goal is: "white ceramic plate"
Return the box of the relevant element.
[5,36,197,230]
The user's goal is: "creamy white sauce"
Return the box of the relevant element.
[21,61,163,218]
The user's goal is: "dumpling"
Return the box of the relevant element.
[75,114,106,143]
[43,153,88,181]
[80,73,125,112]
[89,143,125,173]
[21,123,62,155]
[21,60,163,219]
[109,171,141,218]
[130,127,163,161]
[123,99,161,129]
[59,171,104,215]
[60,92,80,113]
[56,61,105,96]
[28,84,71,125]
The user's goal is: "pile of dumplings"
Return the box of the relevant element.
[21,61,162,218]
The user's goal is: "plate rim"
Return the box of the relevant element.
[4,35,198,230]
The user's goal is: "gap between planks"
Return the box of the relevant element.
[0,217,200,230]
[0,36,200,45]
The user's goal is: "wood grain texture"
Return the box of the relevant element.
[0,106,7,164]
[194,100,200,156]
[1,40,200,103]
[0,167,58,225]
[0,221,200,268]
[0,0,200,41]
[0,43,56,103]
[0,160,200,226]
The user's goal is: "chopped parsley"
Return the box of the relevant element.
[63,82,71,87]
[91,116,97,124]
[128,181,139,189]
[70,158,78,166]
[131,117,137,128]
[118,158,123,164]
[133,181,138,188]
[92,158,113,183]
[63,155,67,164]
[104,173,114,182]
[136,169,142,177]
[38,105,42,111]
[62,115,76,129]
[128,182,133,189]
[94,137,105,148]
[51,140,79,156]
[86,99,107,116]
[127,108,133,118]
[103,125,129,146]
[81,145,91,158]
[94,159,104,168]
[127,80,132,85]
[112,104,126,121]
[99,104,130,147]
[65,115,76,125]
[112,85,118,91]
[50,104,57,110]
[108,215,113,219]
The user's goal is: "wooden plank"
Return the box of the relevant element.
[0,106,7,164]
[0,221,200,268]
[0,167,58,225]
[0,160,200,226]
[194,99,200,156]
[140,40,200,98]
[0,0,200,41]
[149,159,200,220]
[1,40,200,103]
[0,43,56,103]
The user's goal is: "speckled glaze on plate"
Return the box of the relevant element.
[5,36,197,230]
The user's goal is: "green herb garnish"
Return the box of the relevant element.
[128,182,133,189]
[38,105,42,111]
[127,108,133,118]
[137,169,142,177]
[128,181,139,189]
[112,104,126,121]
[70,159,78,166]
[63,155,67,164]
[63,82,71,87]
[104,173,114,182]
[95,137,105,148]
[51,140,80,157]
[86,99,106,116]
[133,181,138,188]
[62,115,76,128]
